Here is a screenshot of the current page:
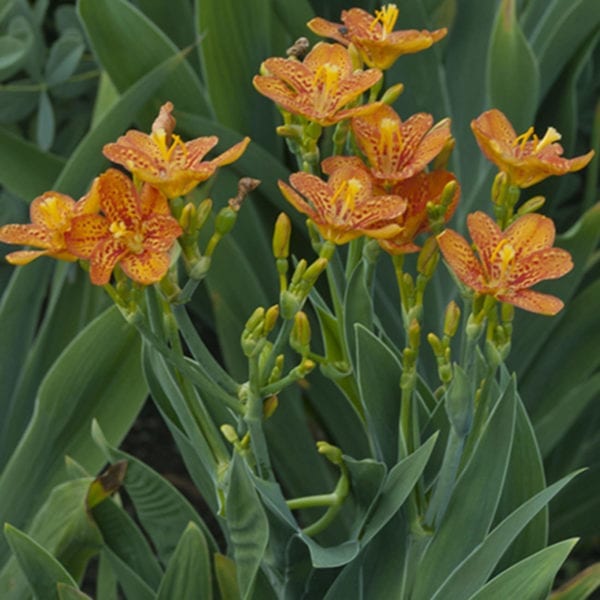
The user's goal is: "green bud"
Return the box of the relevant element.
[276,124,303,139]
[408,319,421,351]
[195,198,213,230]
[439,363,453,384]
[417,236,439,276]
[272,213,292,259]
[380,82,404,105]
[302,257,328,287]
[290,259,308,287]
[290,311,311,354]
[443,301,461,338]
[280,289,301,320]
[491,171,509,205]
[305,121,322,141]
[245,307,265,332]
[220,424,239,444]
[263,395,279,419]
[427,332,443,357]
[317,441,343,465]
[264,305,280,334]
[215,206,238,236]
[516,195,545,216]
[179,202,195,232]
[297,358,315,377]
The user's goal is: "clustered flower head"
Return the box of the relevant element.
[0,102,250,286]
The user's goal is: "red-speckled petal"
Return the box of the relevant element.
[277,179,318,220]
[402,117,451,176]
[467,211,502,269]
[139,183,170,216]
[306,16,349,45]
[508,247,573,288]
[103,131,165,178]
[183,136,218,166]
[0,223,52,248]
[143,215,182,251]
[287,172,332,216]
[322,155,369,175]
[261,57,314,93]
[89,237,126,286]
[471,109,516,155]
[304,42,353,75]
[504,213,555,257]
[253,75,300,113]
[65,214,109,258]
[498,289,564,316]
[437,228,484,290]
[97,169,141,224]
[30,192,76,228]
[120,248,171,285]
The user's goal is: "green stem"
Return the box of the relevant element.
[286,493,337,510]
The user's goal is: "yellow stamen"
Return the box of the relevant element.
[512,126,534,153]
[535,126,561,152]
[378,117,400,171]
[331,179,362,219]
[109,220,129,238]
[109,221,144,253]
[490,239,515,280]
[313,63,341,111]
[152,130,187,162]
[370,4,399,39]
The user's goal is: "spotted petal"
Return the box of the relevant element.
[121,248,171,285]
[97,169,141,225]
[65,214,110,258]
[507,247,573,289]
[89,237,126,286]
[437,228,484,291]
[467,211,502,270]
[504,213,555,258]
[498,289,564,316]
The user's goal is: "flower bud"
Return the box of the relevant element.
[516,195,545,216]
[290,311,311,354]
[220,424,239,444]
[195,198,213,230]
[245,306,265,332]
[215,206,238,236]
[443,301,461,338]
[302,257,328,287]
[317,441,343,465]
[264,305,280,335]
[491,172,509,205]
[417,236,439,276]
[280,289,301,320]
[272,213,292,259]
[432,137,455,171]
[380,82,404,105]
[427,332,443,357]
[263,395,279,419]
[179,202,196,232]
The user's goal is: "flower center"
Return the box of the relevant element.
[378,117,400,173]
[331,178,363,220]
[512,125,561,157]
[152,129,187,163]
[39,196,70,231]
[490,238,516,283]
[370,4,399,40]
[110,220,144,254]
[313,63,341,111]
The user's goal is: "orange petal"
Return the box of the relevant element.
[277,180,317,220]
[139,184,171,217]
[307,16,349,45]
[120,249,170,285]
[5,249,50,265]
[183,136,218,165]
[65,214,109,258]
[103,130,165,178]
[471,109,516,154]
[97,169,140,224]
[508,247,573,288]
[0,223,51,248]
[211,137,251,167]
[261,57,314,93]
[498,289,564,316]
[437,229,484,290]
[89,237,125,286]
[466,211,502,268]
[504,213,555,257]
[143,215,183,251]
[303,42,353,75]
[30,192,76,228]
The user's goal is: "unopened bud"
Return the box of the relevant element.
[290,311,311,354]
[432,137,455,171]
[215,206,238,235]
[408,319,421,351]
[272,213,292,259]
[491,172,509,205]
[427,332,443,357]
[302,257,328,286]
[263,395,279,419]
[516,195,545,216]
[280,290,301,320]
[220,424,239,444]
[276,124,303,139]
[317,441,343,465]
[417,236,439,276]
[290,259,308,286]
[195,198,213,230]
[180,202,196,231]
[245,307,265,332]
[298,358,315,376]
[380,82,404,105]
[264,305,280,334]
[443,301,461,338]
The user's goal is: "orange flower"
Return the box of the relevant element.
[437,211,573,315]
[351,104,451,184]
[379,170,460,254]
[0,190,98,265]
[308,5,447,70]
[253,42,382,126]
[278,164,406,244]
[65,169,182,286]
[103,102,250,199]
[471,109,595,188]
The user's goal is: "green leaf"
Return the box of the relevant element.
[466,538,578,600]
[53,48,194,197]
[3,524,78,600]
[214,553,240,600]
[550,562,600,600]
[343,259,373,366]
[0,478,103,597]
[530,0,600,99]
[156,522,212,600]
[91,498,162,596]
[0,33,28,78]
[57,583,93,599]
[45,29,84,86]
[431,470,581,600]
[487,0,539,132]
[91,420,219,562]
[355,325,403,467]
[226,452,269,599]
[412,378,517,600]
[0,126,65,198]
[36,89,55,150]
[78,0,212,118]
[0,307,146,566]
[195,0,277,150]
